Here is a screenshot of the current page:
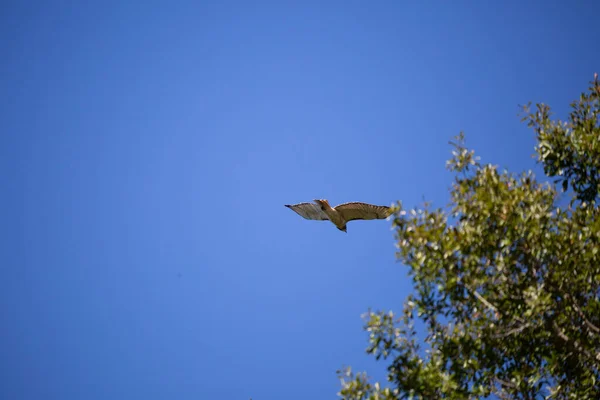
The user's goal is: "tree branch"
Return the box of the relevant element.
[493,322,531,339]
[551,321,599,365]
[464,284,525,324]
[564,293,600,335]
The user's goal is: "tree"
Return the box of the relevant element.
[338,74,600,399]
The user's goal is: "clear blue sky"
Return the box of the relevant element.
[2,1,599,399]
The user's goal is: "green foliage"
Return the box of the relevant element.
[522,73,600,204]
[339,75,600,399]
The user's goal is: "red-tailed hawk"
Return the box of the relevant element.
[285,199,392,232]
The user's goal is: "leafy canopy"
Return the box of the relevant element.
[338,74,600,399]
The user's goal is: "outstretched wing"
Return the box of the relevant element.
[334,202,392,222]
[285,202,329,221]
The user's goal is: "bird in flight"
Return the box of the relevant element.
[285,199,392,232]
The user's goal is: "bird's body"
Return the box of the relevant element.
[285,199,392,232]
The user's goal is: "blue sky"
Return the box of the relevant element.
[2,1,599,399]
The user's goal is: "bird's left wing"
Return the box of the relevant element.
[285,202,329,221]
[334,202,392,221]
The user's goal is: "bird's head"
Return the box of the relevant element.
[313,199,330,210]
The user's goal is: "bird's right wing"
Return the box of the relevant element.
[284,202,329,221]
[334,202,392,221]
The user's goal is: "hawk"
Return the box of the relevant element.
[285,199,392,232]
